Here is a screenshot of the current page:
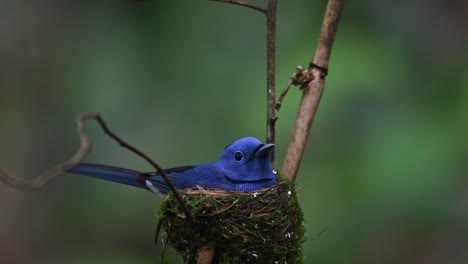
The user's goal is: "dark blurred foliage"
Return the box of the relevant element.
[1,0,467,263]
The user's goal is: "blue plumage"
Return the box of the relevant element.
[67,137,277,195]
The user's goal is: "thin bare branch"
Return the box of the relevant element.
[282,0,344,181]
[211,0,276,161]
[266,0,277,162]
[86,114,192,221]
[0,113,94,189]
[276,66,312,110]
[210,0,266,14]
[276,79,293,111]
[0,113,192,221]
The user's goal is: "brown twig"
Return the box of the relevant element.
[160,228,171,262]
[84,114,193,221]
[0,113,192,221]
[276,79,294,111]
[210,0,277,161]
[210,0,266,14]
[282,0,344,181]
[275,66,312,110]
[266,0,277,162]
[0,113,94,189]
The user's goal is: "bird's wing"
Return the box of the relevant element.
[146,163,227,194]
[146,165,202,195]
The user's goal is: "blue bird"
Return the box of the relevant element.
[67,137,277,195]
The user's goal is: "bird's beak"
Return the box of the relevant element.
[251,143,275,159]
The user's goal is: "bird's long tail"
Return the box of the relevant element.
[67,163,148,189]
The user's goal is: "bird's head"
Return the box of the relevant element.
[218,137,276,183]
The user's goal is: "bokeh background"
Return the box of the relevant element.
[1,0,467,263]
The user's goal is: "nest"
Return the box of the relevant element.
[159,177,305,263]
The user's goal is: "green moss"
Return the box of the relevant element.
[159,176,305,263]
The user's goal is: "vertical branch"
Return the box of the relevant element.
[282,0,344,181]
[210,0,276,161]
[266,0,277,161]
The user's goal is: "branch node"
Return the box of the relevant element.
[276,66,314,110]
[309,62,329,79]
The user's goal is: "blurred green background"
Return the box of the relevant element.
[1,0,467,263]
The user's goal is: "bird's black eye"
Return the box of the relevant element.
[234,151,244,161]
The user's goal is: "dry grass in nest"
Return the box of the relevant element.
[159,177,305,263]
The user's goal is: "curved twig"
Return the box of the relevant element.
[0,113,94,189]
[90,114,193,221]
[276,66,313,110]
[210,0,266,14]
[0,113,192,221]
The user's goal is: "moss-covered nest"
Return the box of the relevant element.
[159,177,305,263]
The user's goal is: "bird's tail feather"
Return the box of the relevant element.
[67,163,148,189]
